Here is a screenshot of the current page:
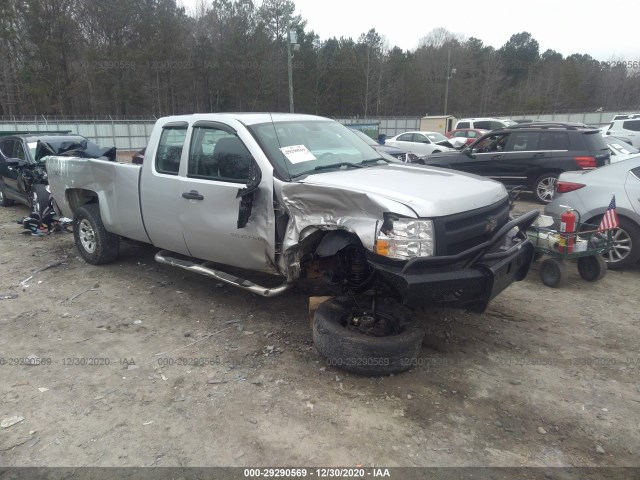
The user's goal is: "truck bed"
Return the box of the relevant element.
[46,157,150,243]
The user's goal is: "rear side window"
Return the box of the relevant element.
[457,122,470,129]
[156,127,187,175]
[622,120,640,132]
[397,133,413,141]
[474,121,491,130]
[188,127,251,183]
[582,131,609,153]
[549,132,569,150]
[632,166,640,179]
[0,140,13,158]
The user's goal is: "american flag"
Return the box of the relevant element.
[598,195,619,231]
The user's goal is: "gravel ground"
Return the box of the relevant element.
[1,196,639,468]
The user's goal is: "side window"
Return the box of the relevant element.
[155,127,187,175]
[457,122,470,129]
[622,120,640,132]
[453,131,466,138]
[509,132,540,151]
[474,121,491,130]
[413,134,428,143]
[631,166,640,179]
[474,134,509,153]
[0,140,12,158]
[549,132,569,150]
[397,133,413,142]
[13,141,26,160]
[188,126,252,183]
[468,131,477,139]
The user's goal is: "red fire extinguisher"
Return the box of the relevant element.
[559,207,576,253]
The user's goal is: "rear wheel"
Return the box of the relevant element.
[539,258,567,288]
[0,179,15,206]
[73,204,119,265]
[532,173,558,204]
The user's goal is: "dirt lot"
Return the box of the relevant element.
[1,197,639,468]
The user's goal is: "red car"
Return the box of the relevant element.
[445,128,489,146]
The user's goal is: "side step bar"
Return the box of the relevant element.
[154,250,291,298]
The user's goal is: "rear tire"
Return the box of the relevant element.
[0,179,15,206]
[532,173,558,204]
[313,297,425,376]
[30,184,51,218]
[73,204,119,265]
[539,258,567,288]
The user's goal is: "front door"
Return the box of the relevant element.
[179,123,276,273]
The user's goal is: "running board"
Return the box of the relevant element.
[154,250,291,298]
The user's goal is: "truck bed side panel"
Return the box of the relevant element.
[47,157,150,243]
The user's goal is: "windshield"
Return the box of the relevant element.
[349,128,379,146]
[249,120,384,179]
[426,133,448,143]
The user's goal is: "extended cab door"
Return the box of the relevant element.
[140,122,191,255]
[179,121,277,273]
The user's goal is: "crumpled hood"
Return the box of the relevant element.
[298,164,507,217]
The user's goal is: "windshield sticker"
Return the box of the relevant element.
[279,145,317,164]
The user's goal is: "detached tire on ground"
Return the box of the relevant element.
[313,298,425,376]
[73,204,119,265]
[30,184,51,218]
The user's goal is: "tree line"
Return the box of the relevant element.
[1,0,638,118]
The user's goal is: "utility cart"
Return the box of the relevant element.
[527,216,614,288]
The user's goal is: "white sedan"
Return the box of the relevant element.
[385,131,461,157]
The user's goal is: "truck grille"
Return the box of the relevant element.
[433,198,511,256]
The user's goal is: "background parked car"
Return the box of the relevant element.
[0,134,115,212]
[445,128,489,146]
[384,131,459,156]
[603,118,640,148]
[605,136,639,163]
[423,122,611,204]
[454,118,514,130]
[545,156,640,269]
[348,129,420,163]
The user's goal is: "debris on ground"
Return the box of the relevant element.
[0,292,18,300]
[1,416,25,429]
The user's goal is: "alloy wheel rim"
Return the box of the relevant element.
[537,177,556,202]
[605,228,632,264]
[79,219,97,253]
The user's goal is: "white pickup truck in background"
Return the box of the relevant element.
[46,113,538,375]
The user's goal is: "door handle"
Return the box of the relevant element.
[491,154,502,160]
[182,190,204,200]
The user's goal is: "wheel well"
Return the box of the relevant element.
[66,188,98,212]
[528,170,563,187]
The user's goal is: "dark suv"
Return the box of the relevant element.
[423,122,611,203]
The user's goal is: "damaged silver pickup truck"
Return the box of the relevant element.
[46,113,538,375]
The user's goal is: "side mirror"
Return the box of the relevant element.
[236,159,262,229]
[5,158,20,166]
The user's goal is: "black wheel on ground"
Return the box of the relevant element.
[73,204,119,265]
[532,173,558,204]
[601,218,640,270]
[313,297,425,376]
[0,179,15,206]
[577,255,607,281]
[539,258,567,288]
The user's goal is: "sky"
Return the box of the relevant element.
[178,0,640,62]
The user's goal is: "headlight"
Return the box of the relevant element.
[375,216,435,259]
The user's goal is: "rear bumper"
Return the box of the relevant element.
[368,210,538,312]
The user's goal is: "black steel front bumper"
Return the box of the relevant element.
[368,210,539,313]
